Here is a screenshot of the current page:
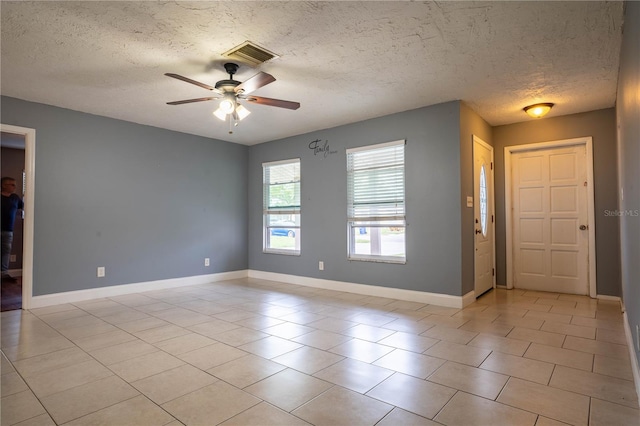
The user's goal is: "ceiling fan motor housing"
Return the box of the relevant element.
[215,79,240,91]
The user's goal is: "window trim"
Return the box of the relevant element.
[262,158,301,256]
[346,140,406,263]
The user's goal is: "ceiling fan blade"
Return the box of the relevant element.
[235,72,276,95]
[244,96,300,110]
[166,97,220,105]
[165,73,221,93]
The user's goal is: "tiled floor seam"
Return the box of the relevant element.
[1,356,53,426]
[494,376,572,425]
[3,352,149,426]
[3,286,637,425]
[26,321,207,423]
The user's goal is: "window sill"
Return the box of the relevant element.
[264,249,301,256]
[348,256,406,264]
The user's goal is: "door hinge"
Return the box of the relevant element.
[491,162,493,170]
[584,181,587,187]
[492,268,495,276]
[491,215,494,223]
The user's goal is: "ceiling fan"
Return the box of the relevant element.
[165,63,300,133]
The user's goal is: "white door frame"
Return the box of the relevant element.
[1,124,35,309]
[473,135,496,295]
[505,136,596,298]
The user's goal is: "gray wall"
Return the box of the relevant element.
[1,96,248,296]
[1,76,629,305]
[493,109,621,296]
[249,101,465,296]
[616,1,640,369]
[1,146,25,269]
[459,102,493,295]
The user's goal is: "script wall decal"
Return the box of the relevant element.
[309,139,337,158]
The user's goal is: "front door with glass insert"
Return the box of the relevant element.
[473,136,495,297]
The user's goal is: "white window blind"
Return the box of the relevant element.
[263,159,301,215]
[263,159,301,255]
[347,140,405,221]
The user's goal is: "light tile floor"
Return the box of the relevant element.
[1,279,639,425]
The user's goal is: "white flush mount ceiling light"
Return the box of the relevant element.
[523,103,554,118]
[165,62,300,134]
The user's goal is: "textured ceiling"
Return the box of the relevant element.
[0,1,624,145]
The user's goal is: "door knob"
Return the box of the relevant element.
[475,229,482,234]
[579,225,587,230]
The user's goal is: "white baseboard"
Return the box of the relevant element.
[623,312,640,408]
[596,295,621,301]
[597,294,623,312]
[249,269,474,308]
[29,270,249,309]
[462,290,476,307]
[29,269,475,310]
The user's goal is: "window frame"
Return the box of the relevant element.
[346,140,406,263]
[262,158,301,256]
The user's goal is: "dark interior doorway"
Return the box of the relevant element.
[1,131,26,311]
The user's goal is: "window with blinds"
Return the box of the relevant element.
[347,140,406,262]
[263,159,301,255]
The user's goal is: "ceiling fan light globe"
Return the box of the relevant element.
[213,108,227,121]
[236,104,251,120]
[219,99,235,114]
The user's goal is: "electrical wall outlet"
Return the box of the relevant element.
[10,254,16,262]
[319,261,324,271]
[97,267,105,278]
[204,258,210,267]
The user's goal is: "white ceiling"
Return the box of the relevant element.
[1,1,624,145]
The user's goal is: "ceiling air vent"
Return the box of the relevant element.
[222,41,279,67]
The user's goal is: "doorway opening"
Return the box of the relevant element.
[1,132,25,310]
[1,124,35,310]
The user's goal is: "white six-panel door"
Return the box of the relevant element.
[511,144,589,295]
